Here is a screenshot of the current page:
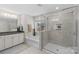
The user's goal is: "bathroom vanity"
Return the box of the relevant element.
[0,31,24,51]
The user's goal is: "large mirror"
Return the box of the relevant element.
[0,11,18,32]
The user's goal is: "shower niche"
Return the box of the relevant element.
[53,24,62,30]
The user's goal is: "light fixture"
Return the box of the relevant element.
[56,7,59,10]
[1,12,18,19]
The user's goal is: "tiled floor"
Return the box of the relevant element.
[0,43,46,54]
[44,43,75,54]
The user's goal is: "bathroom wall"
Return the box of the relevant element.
[20,15,34,36]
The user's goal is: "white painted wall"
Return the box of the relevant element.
[20,15,34,36]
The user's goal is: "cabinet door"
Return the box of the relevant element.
[5,35,13,48]
[0,36,4,51]
[18,33,24,44]
[12,34,19,46]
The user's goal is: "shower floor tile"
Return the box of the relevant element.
[44,43,75,54]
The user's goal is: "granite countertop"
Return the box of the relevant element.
[0,31,24,36]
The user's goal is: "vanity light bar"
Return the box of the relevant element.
[1,12,18,19]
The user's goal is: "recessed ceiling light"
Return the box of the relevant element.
[56,7,59,10]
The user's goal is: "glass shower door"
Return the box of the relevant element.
[46,12,77,53]
[61,12,76,48]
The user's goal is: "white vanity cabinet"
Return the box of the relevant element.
[0,32,24,51]
[5,35,13,48]
[0,36,5,50]
[12,34,19,46]
[12,33,24,46]
[18,33,24,44]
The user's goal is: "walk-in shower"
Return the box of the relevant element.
[40,7,79,54]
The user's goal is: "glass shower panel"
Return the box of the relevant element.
[62,12,76,47]
[47,14,64,46]
[47,12,76,48]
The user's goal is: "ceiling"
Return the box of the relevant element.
[0,4,78,16]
